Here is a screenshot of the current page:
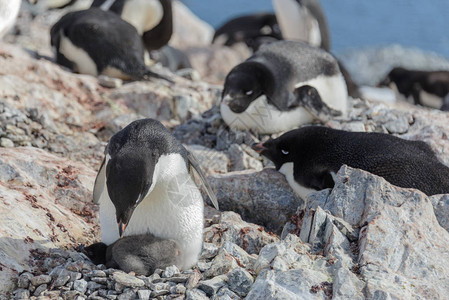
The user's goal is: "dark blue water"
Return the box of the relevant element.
[181,0,449,58]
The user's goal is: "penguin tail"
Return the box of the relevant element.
[142,68,174,84]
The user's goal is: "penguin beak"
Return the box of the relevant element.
[118,221,127,238]
[251,142,268,154]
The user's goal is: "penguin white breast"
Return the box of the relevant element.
[295,73,349,114]
[99,153,204,270]
[59,33,98,76]
[220,95,314,134]
[279,162,317,200]
[121,0,163,35]
[418,90,443,109]
[0,0,21,39]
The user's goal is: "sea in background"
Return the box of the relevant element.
[181,0,449,58]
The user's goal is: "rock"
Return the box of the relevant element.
[227,268,253,297]
[13,288,30,300]
[200,242,219,259]
[184,144,229,175]
[73,279,88,294]
[204,211,279,255]
[17,272,33,289]
[208,168,302,233]
[137,289,151,300]
[220,242,256,269]
[203,250,239,279]
[30,275,51,286]
[246,269,330,300]
[198,275,228,296]
[171,284,186,294]
[112,272,145,288]
[33,284,47,297]
[185,288,209,300]
[0,137,14,148]
[226,144,263,172]
[162,265,180,278]
[52,274,70,287]
[211,287,241,300]
[185,269,202,290]
[430,194,449,232]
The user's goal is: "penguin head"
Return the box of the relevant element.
[104,119,185,237]
[222,63,264,113]
[252,132,296,170]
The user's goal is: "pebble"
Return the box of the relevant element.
[53,274,70,287]
[1,137,14,148]
[17,272,33,289]
[13,288,30,299]
[198,275,228,296]
[30,275,52,286]
[73,279,88,294]
[227,268,254,297]
[33,284,47,297]
[162,265,180,278]
[137,289,152,300]
[185,289,209,300]
[112,272,145,288]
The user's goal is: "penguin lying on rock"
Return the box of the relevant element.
[221,40,348,134]
[252,126,449,199]
[82,234,180,275]
[380,67,449,111]
[93,118,218,270]
[50,8,170,81]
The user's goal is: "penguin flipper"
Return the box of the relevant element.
[294,85,342,122]
[93,158,106,204]
[186,151,219,210]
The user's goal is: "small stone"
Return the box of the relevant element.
[73,279,88,293]
[152,289,170,297]
[30,275,52,286]
[211,287,240,300]
[112,272,145,288]
[147,273,161,283]
[98,75,123,88]
[227,268,254,297]
[87,281,104,291]
[53,274,70,287]
[17,272,33,288]
[185,289,209,300]
[89,270,107,277]
[170,284,186,294]
[200,243,219,259]
[117,289,136,300]
[153,269,164,276]
[197,261,211,272]
[271,256,289,272]
[50,248,70,258]
[91,277,108,284]
[137,289,152,300]
[149,282,171,292]
[186,269,202,290]
[204,250,239,278]
[62,290,79,299]
[198,275,228,296]
[162,265,180,278]
[13,288,30,299]
[33,284,47,297]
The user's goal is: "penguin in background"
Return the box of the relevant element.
[90,0,173,51]
[380,67,449,111]
[0,0,21,39]
[272,0,331,51]
[50,8,170,81]
[82,234,180,275]
[212,13,283,52]
[220,40,348,134]
[27,0,79,10]
[93,119,219,270]
[252,126,449,199]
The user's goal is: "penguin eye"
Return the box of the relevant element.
[281,149,289,155]
[245,90,253,96]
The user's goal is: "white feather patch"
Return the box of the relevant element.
[121,0,163,35]
[59,33,98,76]
[279,162,317,200]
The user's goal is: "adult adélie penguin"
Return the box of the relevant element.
[93,118,219,270]
[220,40,348,134]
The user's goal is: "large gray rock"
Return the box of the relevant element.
[208,168,302,233]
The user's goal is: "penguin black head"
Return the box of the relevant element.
[82,242,108,265]
[104,119,185,237]
[222,63,265,113]
[252,130,298,170]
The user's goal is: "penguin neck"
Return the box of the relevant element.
[152,153,188,185]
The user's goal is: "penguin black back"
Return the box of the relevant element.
[50,8,157,80]
[255,126,449,196]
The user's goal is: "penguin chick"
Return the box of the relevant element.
[93,118,218,270]
[252,126,449,198]
[50,8,170,81]
[84,234,180,275]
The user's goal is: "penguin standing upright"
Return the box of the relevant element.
[252,126,449,199]
[93,119,219,270]
[272,0,330,51]
[0,0,21,39]
[50,8,168,80]
[90,0,173,51]
[220,40,348,134]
